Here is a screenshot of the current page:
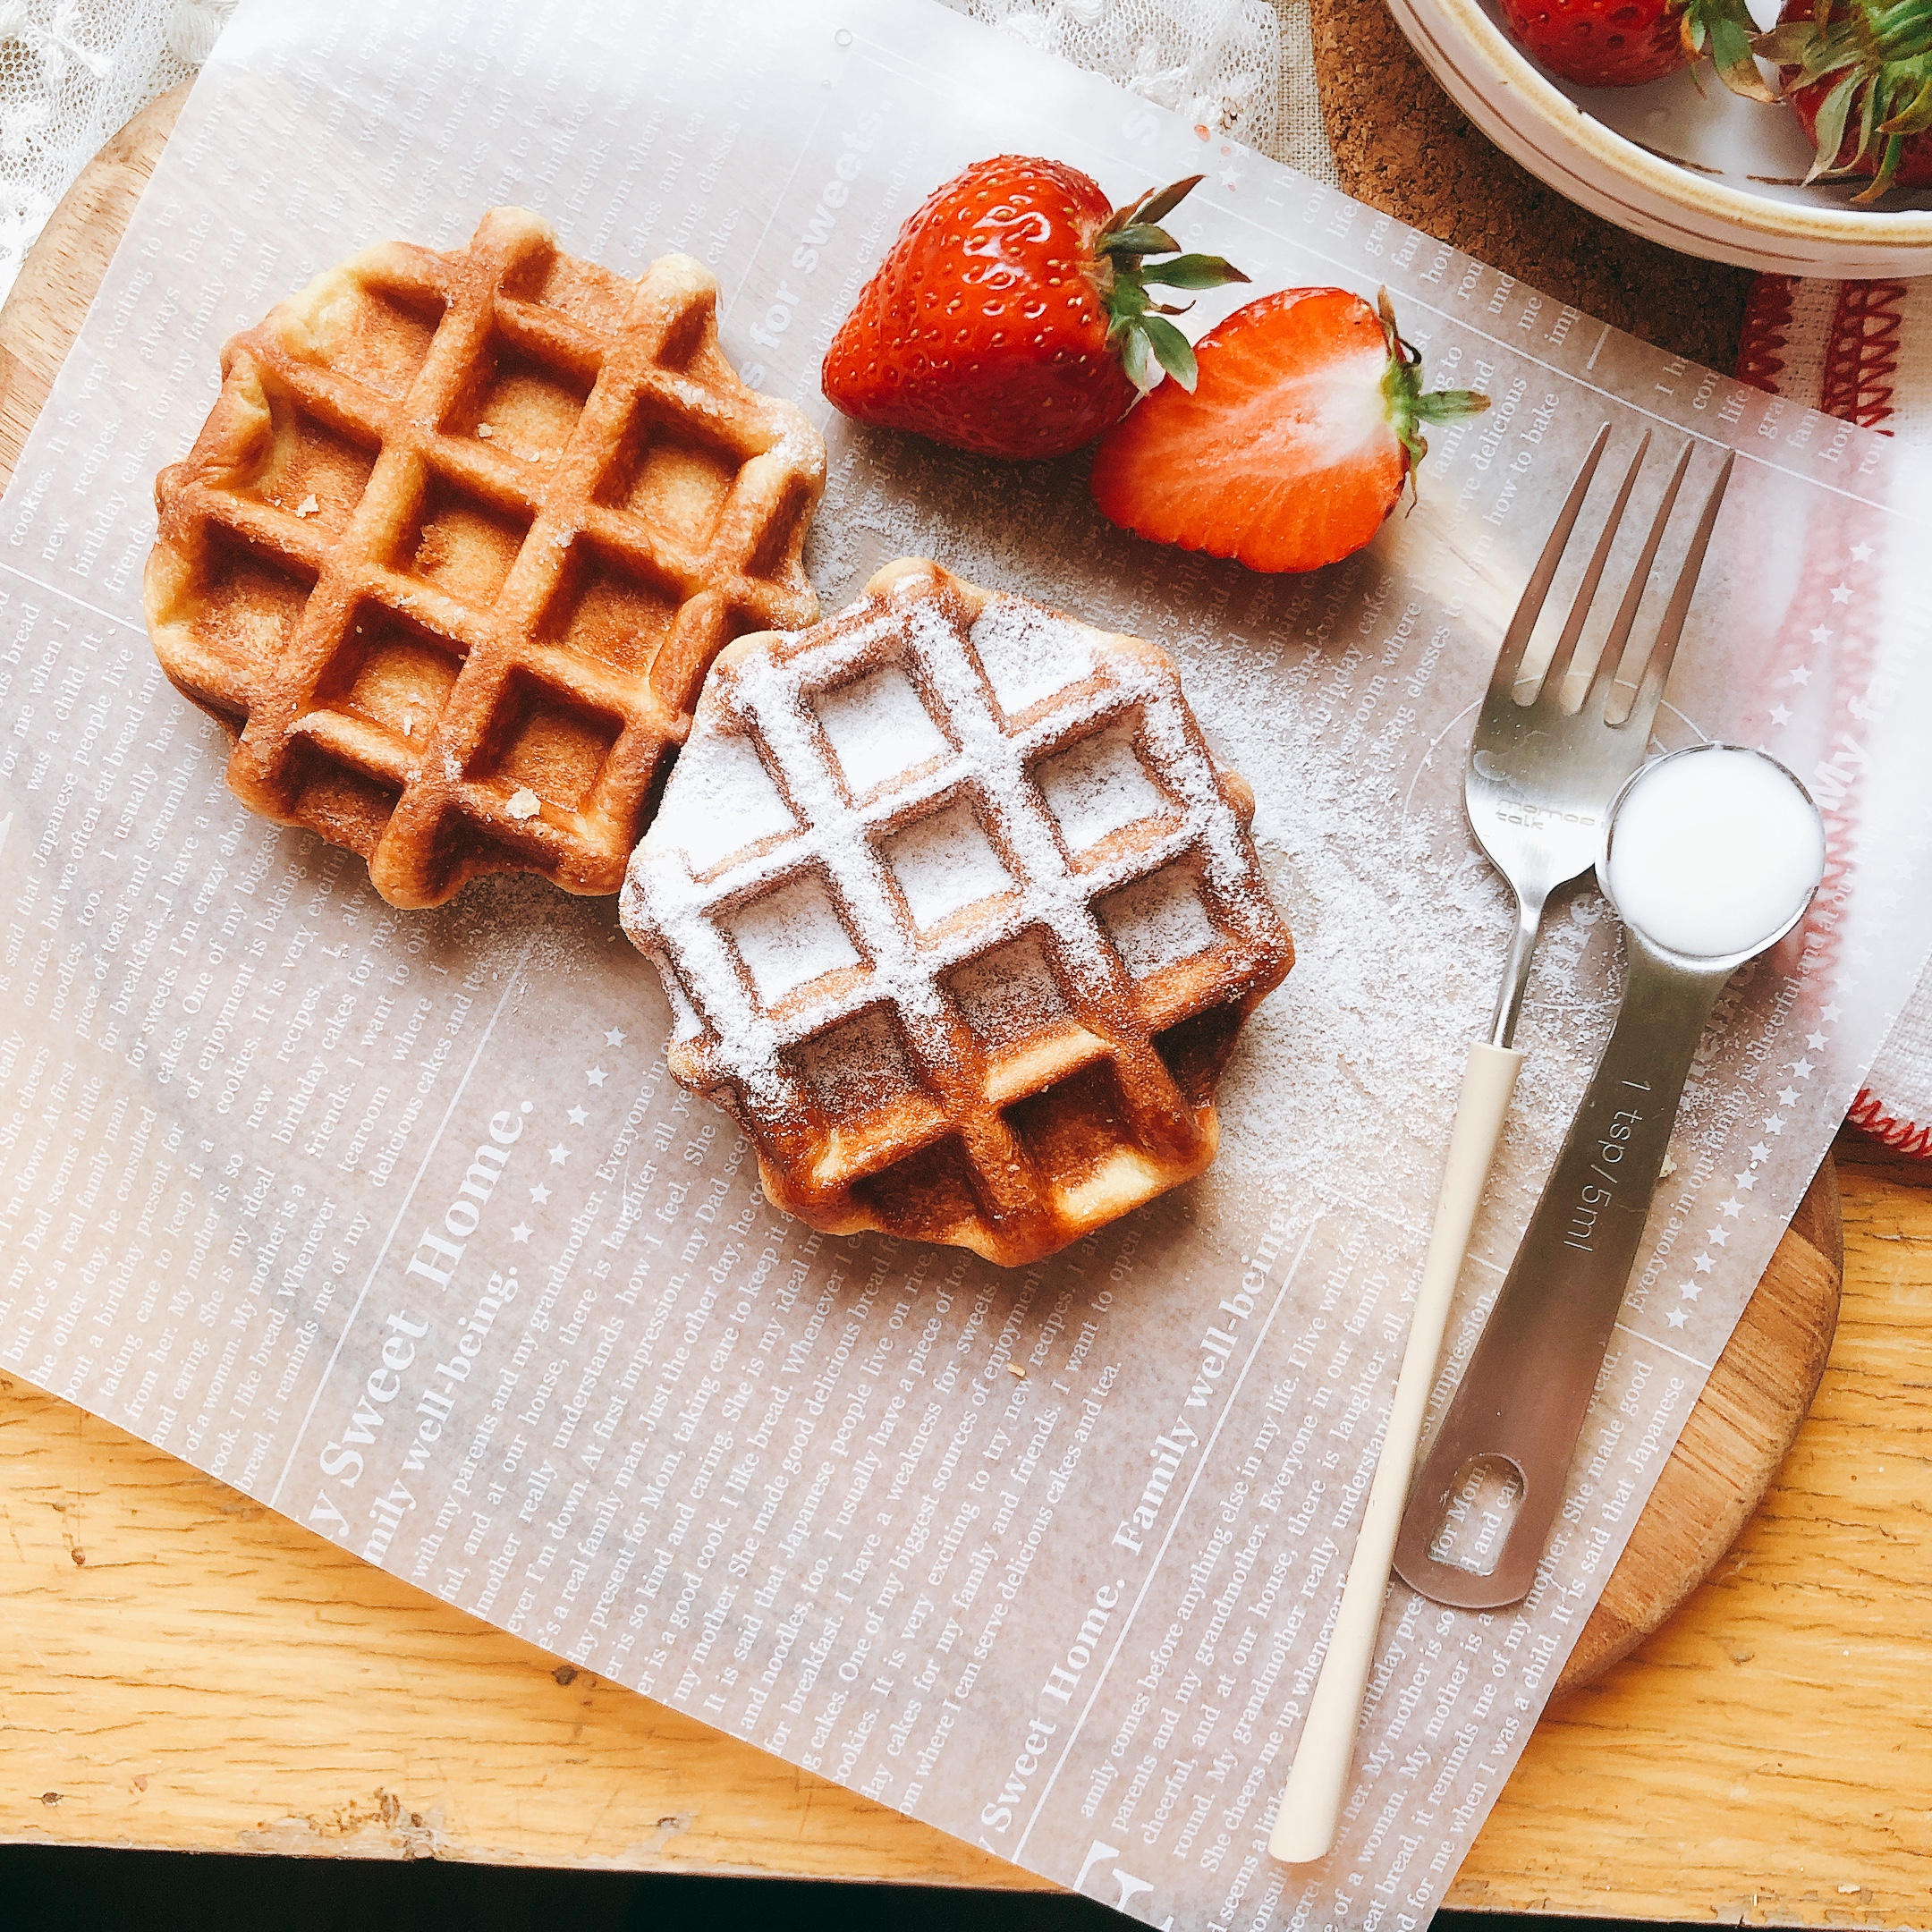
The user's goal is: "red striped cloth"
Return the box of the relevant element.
[1739,273,1932,1157]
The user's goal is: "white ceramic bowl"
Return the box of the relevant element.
[1388,0,1932,276]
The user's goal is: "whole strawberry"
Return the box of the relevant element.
[1500,0,1770,95]
[822,157,1247,462]
[1089,287,1488,576]
[1758,0,1932,199]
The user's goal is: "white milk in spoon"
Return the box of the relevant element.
[1604,745,1826,960]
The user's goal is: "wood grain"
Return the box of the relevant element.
[0,55,1922,1931]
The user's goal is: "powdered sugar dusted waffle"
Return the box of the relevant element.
[146,207,825,908]
[621,559,1293,1267]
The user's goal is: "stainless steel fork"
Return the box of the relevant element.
[1268,424,1736,1866]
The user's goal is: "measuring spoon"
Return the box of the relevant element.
[1392,743,1826,1611]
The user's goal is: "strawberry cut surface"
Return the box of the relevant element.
[1091,289,1414,576]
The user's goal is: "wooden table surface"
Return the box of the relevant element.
[4,13,1932,1924]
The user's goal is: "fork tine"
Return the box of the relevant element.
[1586,437,1694,716]
[1487,421,1612,703]
[1622,448,1736,733]
[1540,432,1649,701]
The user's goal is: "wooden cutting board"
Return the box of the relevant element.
[0,84,1843,1700]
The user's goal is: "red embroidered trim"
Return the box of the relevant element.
[1745,273,1926,1154]
[1819,279,1909,429]
[1846,1085,1932,1157]
[1737,271,1801,394]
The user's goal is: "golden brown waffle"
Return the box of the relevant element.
[621,559,1293,1268]
[145,207,825,908]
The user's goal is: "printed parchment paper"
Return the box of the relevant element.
[4,1,1931,1924]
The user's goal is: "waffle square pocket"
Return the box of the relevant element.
[621,559,1294,1267]
[145,207,825,908]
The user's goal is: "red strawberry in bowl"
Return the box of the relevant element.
[1758,0,1932,199]
[821,156,1248,462]
[1089,287,1488,576]
[1499,0,1771,95]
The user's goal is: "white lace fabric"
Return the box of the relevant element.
[941,0,1336,186]
[0,0,1332,309]
[0,0,224,305]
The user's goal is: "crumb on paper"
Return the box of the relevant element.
[1660,1152,1677,1178]
[477,423,495,438]
[506,788,541,821]
[293,493,319,518]
[1006,1361,1025,1379]
[1838,1885,1862,1896]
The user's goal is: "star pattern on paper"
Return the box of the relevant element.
[586,1066,606,1087]
[1778,1086,1800,1108]
[1789,665,1813,686]
[1790,1058,1815,1080]
[1830,583,1852,605]
[1824,1003,1843,1022]
[1811,624,1833,647]
[1667,1309,1689,1329]
[1693,1252,1716,1274]
[549,1142,571,1165]
[1680,1281,1703,1301]
[568,1105,589,1127]
[1737,1169,1758,1191]
[1770,704,1793,727]
[1749,1142,1772,1164]
[1220,165,1241,189]
[530,1182,551,1205]
[1764,1114,1786,1134]
[511,1223,532,1243]
[1721,1197,1743,1218]
[1807,1031,1827,1051]
[1707,1226,1730,1247]
[605,1028,626,1047]
[1852,541,1874,563]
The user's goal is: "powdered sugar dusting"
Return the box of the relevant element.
[884,801,1012,928]
[1035,722,1166,854]
[1099,865,1216,977]
[947,933,1070,1050]
[796,1006,915,1113]
[726,874,859,1004]
[970,597,1093,716]
[814,665,947,796]
[653,731,798,877]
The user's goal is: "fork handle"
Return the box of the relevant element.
[1268,1041,1522,1865]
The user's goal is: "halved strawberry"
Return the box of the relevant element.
[1089,287,1488,575]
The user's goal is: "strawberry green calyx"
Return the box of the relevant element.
[1090,175,1250,396]
[1759,0,1932,199]
[1374,290,1490,487]
[1681,0,1779,100]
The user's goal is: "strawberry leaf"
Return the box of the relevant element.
[1809,71,1860,178]
[1090,174,1244,399]
[1137,315,1198,392]
[1134,174,1206,226]
[1140,253,1251,291]
[1097,223,1181,257]
[1119,325,1160,395]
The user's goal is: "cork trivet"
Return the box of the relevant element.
[1301,0,1756,371]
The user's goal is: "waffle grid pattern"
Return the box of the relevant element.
[623,562,1293,1267]
[147,206,824,907]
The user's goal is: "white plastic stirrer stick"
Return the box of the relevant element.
[1267,1040,1521,1865]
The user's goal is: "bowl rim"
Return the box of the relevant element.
[1409,0,1932,249]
